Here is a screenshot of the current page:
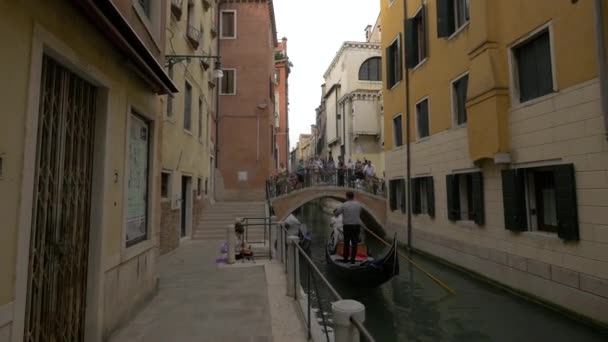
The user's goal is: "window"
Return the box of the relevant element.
[386,35,402,88]
[389,179,406,213]
[167,65,174,117]
[275,68,280,84]
[220,10,236,38]
[359,57,382,81]
[501,164,579,240]
[446,172,484,224]
[126,113,150,246]
[198,98,203,140]
[392,114,403,147]
[437,0,470,38]
[204,178,208,195]
[452,74,468,126]
[161,172,171,199]
[513,29,554,102]
[411,176,434,217]
[197,177,202,197]
[416,98,429,139]
[405,5,427,68]
[184,82,192,131]
[220,69,236,95]
[138,0,151,17]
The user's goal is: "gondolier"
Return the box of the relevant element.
[334,191,362,264]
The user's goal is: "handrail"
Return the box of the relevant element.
[284,225,376,342]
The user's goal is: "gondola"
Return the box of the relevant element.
[325,231,399,287]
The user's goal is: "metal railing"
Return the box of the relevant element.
[275,223,376,342]
[266,169,386,199]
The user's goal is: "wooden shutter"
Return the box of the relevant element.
[396,34,403,83]
[427,177,435,218]
[446,174,459,221]
[420,5,428,60]
[389,180,397,211]
[535,31,554,98]
[471,172,485,225]
[385,47,393,87]
[554,164,579,241]
[400,180,407,213]
[405,18,418,68]
[437,0,454,38]
[501,169,528,231]
[411,178,421,214]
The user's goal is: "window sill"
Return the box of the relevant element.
[220,93,236,96]
[447,21,470,41]
[184,129,193,136]
[454,220,477,228]
[522,230,560,241]
[451,123,467,130]
[391,145,405,151]
[412,58,428,72]
[161,197,171,203]
[510,91,557,111]
[122,239,155,264]
[220,35,237,40]
[388,81,401,91]
[415,136,431,143]
[164,115,176,123]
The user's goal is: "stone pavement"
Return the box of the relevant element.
[109,240,307,342]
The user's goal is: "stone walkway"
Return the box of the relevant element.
[110,241,307,342]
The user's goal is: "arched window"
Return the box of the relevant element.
[359,57,382,81]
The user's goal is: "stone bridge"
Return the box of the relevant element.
[269,187,387,234]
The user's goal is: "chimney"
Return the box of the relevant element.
[281,37,288,52]
[365,25,372,41]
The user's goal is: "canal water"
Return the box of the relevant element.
[297,201,608,342]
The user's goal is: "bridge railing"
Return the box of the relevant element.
[266,169,386,199]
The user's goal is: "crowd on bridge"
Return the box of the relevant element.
[268,154,386,198]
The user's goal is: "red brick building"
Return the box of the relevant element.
[216,0,278,200]
[275,37,290,170]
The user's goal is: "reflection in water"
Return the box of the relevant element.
[298,200,607,342]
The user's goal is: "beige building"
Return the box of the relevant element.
[382,0,608,325]
[159,0,220,254]
[0,0,177,340]
[295,133,314,163]
[319,18,385,173]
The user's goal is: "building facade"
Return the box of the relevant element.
[159,0,220,255]
[0,0,177,340]
[275,37,291,171]
[382,0,608,325]
[319,20,385,173]
[216,0,278,200]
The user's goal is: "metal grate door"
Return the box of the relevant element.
[24,55,97,341]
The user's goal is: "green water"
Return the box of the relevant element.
[297,201,608,342]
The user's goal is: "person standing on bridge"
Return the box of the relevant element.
[334,191,362,264]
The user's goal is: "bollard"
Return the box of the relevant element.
[332,300,366,342]
[286,235,300,298]
[227,224,236,264]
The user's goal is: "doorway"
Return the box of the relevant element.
[24,55,98,340]
[181,176,192,237]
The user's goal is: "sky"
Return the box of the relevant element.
[273,0,381,151]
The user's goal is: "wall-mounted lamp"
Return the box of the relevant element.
[166,54,224,79]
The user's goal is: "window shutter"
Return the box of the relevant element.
[535,32,554,98]
[420,5,428,60]
[385,47,392,87]
[389,180,397,211]
[437,0,454,38]
[405,18,418,68]
[427,177,435,218]
[446,174,459,221]
[399,179,407,213]
[501,169,528,231]
[396,34,403,83]
[411,178,421,214]
[554,164,579,241]
[471,172,485,225]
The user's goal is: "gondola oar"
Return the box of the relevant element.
[362,226,456,295]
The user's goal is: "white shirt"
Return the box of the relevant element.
[284,214,301,236]
[365,164,376,177]
[331,215,344,246]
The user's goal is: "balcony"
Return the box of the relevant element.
[187,25,201,49]
[170,0,183,19]
[202,0,212,11]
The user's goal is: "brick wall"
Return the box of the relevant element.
[159,201,179,255]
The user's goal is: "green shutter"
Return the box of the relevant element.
[446,174,459,221]
[389,180,397,211]
[554,164,579,241]
[405,18,418,68]
[472,172,485,225]
[427,177,435,218]
[437,0,454,38]
[411,178,421,215]
[501,169,528,231]
[400,179,407,213]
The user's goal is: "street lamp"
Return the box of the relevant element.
[165,54,223,79]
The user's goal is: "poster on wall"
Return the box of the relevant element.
[126,114,150,245]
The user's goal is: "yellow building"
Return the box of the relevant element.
[382,0,608,325]
[0,0,177,340]
[159,0,220,254]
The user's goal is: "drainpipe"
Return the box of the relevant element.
[594,0,608,142]
[403,0,413,250]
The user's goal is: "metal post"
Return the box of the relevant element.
[286,235,299,298]
[269,216,276,259]
[307,262,311,340]
[227,224,236,264]
[277,222,284,263]
[332,300,366,342]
